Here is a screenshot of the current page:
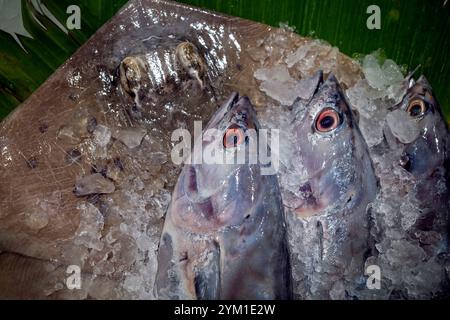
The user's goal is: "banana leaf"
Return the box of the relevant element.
[0,0,449,122]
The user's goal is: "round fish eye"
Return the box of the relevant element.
[315,108,341,133]
[223,125,245,148]
[406,99,427,118]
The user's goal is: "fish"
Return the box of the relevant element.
[0,0,251,299]
[0,0,371,299]
[154,92,291,300]
[385,76,449,178]
[281,73,378,299]
[365,75,450,299]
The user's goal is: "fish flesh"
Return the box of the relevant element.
[155,92,291,299]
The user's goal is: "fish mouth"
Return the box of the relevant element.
[233,95,252,108]
[216,92,255,116]
[326,73,339,83]
[311,72,338,94]
[298,72,343,112]
[204,92,239,130]
[414,75,431,91]
[317,73,343,99]
[205,93,255,129]
[229,95,255,115]
[206,92,258,131]
[292,206,320,218]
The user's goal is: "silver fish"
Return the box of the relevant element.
[283,73,378,299]
[385,76,449,178]
[366,75,450,298]
[155,92,291,300]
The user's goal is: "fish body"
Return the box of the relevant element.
[282,73,378,299]
[155,93,291,300]
[366,75,450,298]
[385,76,449,179]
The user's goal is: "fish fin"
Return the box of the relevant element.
[194,241,221,300]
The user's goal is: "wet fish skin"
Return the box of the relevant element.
[285,74,378,299]
[386,76,449,178]
[384,76,449,229]
[155,93,291,300]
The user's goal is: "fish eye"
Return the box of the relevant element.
[223,125,246,148]
[315,108,341,133]
[406,99,427,118]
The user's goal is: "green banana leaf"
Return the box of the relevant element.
[0,0,449,122]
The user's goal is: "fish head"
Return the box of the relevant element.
[204,92,258,131]
[387,75,448,177]
[290,74,373,217]
[284,74,377,291]
[201,92,259,165]
[172,92,266,232]
[159,94,289,300]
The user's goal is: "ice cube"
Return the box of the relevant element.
[254,65,292,83]
[74,202,105,251]
[382,59,404,86]
[285,45,309,68]
[385,109,420,144]
[74,173,116,196]
[362,55,385,90]
[93,125,111,147]
[113,127,147,149]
